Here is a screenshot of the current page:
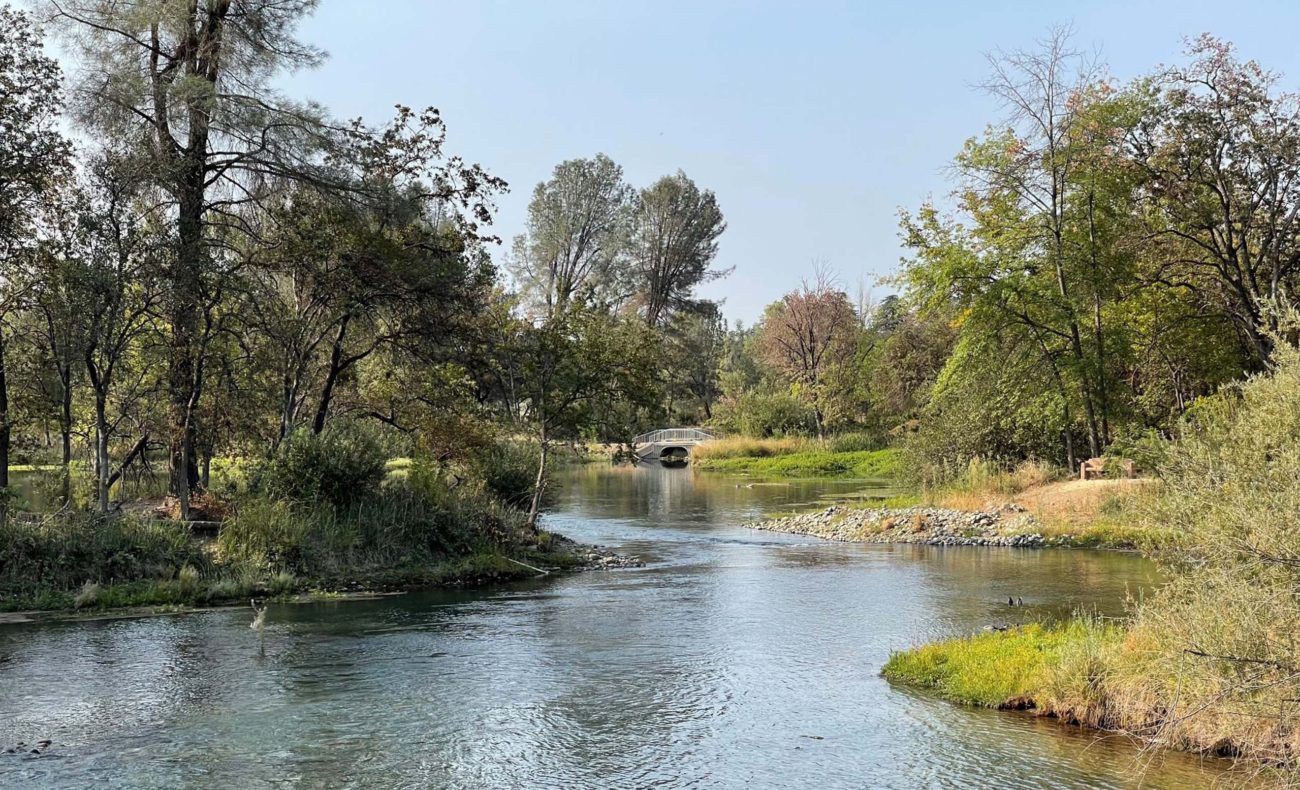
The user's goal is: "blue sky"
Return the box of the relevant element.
[275,1,1300,325]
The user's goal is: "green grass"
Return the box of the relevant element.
[882,619,1122,708]
[694,447,901,478]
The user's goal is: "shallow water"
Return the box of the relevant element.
[0,465,1234,788]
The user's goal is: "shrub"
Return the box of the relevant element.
[0,512,210,594]
[257,421,388,509]
[221,466,526,578]
[467,441,546,510]
[712,390,817,438]
[828,432,886,453]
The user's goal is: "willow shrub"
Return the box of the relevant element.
[256,421,388,510]
[221,456,527,578]
[1120,339,1300,764]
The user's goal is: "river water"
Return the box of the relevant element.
[0,465,1233,788]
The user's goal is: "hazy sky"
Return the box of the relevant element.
[271,1,1300,324]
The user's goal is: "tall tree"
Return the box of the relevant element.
[46,0,332,515]
[1132,36,1300,366]
[758,274,861,439]
[628,171,728,328]
[509,154,633,318]
[48,3,502,516]
[0,6,71,509]
[968,26,1107,458]
[665,305,726,421]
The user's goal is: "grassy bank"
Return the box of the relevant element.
[0,507,593,614]
[0,429,616,616]
[692,437,900,478]
[883,620,1121,712]
[884,346,1300,781]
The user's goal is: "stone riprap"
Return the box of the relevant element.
[747,505,1048,547]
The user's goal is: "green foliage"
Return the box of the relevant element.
[221,465,524,579]
[712,388,817,438]
[827,432,886,453]
[257,422,389,509]
[466,441,549,511]
[694,448,900,479]
[0,512,211,596]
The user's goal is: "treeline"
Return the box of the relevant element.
[710,30,1300,484]
[0,3,728,526]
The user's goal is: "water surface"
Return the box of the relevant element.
[0,465,1231,788]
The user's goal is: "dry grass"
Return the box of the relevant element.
[690,436,809,461]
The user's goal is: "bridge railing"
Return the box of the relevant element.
[631,428,717,445]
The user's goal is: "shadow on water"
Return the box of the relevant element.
[0,463,1245,788]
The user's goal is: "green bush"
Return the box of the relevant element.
[221,466,525,578]
[713,390,817,438]
[828,432,886,453]
[0,512,211,594]
[257,421,388,509]
[467,441,547,511]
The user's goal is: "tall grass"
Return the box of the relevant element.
[883,618,1122,711]
[690,436,809,461]
[0,512,212,594]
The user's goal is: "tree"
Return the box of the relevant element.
[248,185,495,441]
[509,154,633,318]
[0,6,71,509]
[758,274,861,438]
[75,158,167,511]
[485,298,660,529]
[46,0,331,515]
[1131,36,1300,366]
[965,26,1108,458]
[48,2,503,517]
[628,171,728,328]
[665,305,726,421]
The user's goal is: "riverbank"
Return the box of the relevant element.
[747,488,1163,549]
[691,440,900,478]
[881,621,1286,778]
[0,532,641,618]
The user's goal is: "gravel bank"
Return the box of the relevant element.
[748,505,1049,547]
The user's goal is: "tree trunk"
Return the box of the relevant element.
[313,316,350,435]
[171,173,204,519]
[95,396,110,512]
[59,372,73,506]
[0,326,9,523]
[525,428,549,531]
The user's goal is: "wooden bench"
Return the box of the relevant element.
[1079,457,1136,480]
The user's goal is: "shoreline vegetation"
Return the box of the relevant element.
[882,345,1300,776]
[694,438,1162,550]
[1,430,643,618]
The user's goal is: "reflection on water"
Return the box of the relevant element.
[0,464,1233,788]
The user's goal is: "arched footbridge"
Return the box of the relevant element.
[632,428,716,463]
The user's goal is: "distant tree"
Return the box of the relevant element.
[665,304,726,421]
[486,299,660,529]
[0,6,72,508]
[509,154,633,317]
[758,274,861,438]
[628,171,728,328]
[870,311,955,421]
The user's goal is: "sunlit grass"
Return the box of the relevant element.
[694,446,901,478]
[883,618,1123,710]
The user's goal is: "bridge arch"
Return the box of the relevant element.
[632,428,716,463]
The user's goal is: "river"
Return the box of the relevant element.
[0,464,1233,788]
